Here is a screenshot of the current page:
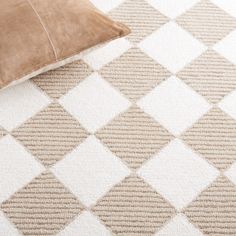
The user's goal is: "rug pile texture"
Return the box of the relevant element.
[1,0,236,235]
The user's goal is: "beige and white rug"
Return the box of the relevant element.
[1,0,236,235]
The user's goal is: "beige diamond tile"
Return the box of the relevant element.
[93,175,175,236]
[184,175,236,236]
[225,161,236,186]
[33,61,92,99]
[109,0,169,43]
[177,50,236,103]
[182,107,236,171]
[176,0,236,46]
[1,171,83,236]
[100,47,171,102]
[96,106,173,170]
[12,103,88,167]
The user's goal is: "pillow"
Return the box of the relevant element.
[0,0,130,89]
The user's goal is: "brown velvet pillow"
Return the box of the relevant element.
[0,0,130,89]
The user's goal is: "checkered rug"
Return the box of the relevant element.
[1,0,236,235]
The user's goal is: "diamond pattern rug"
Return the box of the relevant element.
[0,0,236,235]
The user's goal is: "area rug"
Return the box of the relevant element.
[1,0,236,235]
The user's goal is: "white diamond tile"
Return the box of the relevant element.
[155,214,204,236]
[0,81,51,131]
[0,211,20,236]
[52,135,131,207]
[210,0,236,18]
[83,38,132,70]
[89,0,125,13]
[218,90,236,120]
[138,22,206,73]
[146,0,200,19]
[57,211,111,236]
[137,76,211,136]
[213,30,236,65]
[0,135,45,203]
[138,139,219,210]
[225,162,236,185]
[59,72,131,133]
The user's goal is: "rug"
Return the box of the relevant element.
[1,0,236,235]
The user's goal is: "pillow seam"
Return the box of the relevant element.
[26,0,58,60]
